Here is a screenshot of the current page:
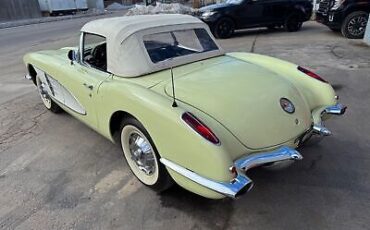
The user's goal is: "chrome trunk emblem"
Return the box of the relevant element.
[280,98,295,114]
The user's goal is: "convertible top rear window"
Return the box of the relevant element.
[143,28,219,63]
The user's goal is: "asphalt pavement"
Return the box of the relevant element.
[0,15,369,230]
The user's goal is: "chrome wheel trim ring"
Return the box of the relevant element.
[36,76,52,109]
[121,125,159,185]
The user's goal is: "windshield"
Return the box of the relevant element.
[143,28,219,63]
[222,0,243,4]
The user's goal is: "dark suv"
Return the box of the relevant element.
[316,0,370,39]
[197,0,313,38]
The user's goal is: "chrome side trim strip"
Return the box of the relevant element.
[160,158,253,198]
[234,146,303,171]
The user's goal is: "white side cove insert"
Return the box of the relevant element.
[34,67,86,115]
[364,15,370,45]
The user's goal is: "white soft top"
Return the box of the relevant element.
[81,14,224,77]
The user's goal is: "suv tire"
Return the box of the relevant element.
[341,11,369,39]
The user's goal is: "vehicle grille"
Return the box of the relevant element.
[317,0,333,15]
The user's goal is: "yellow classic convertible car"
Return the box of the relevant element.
[24,14,346,199]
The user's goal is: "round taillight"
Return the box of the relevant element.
[182,112,220,145]
[298,66,328,83]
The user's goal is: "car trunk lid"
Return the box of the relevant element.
[164,57,312,149]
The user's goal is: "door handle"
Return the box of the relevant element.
[83,83,93,90]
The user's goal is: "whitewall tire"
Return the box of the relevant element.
[36,75,62,113]
[120,117,173,191]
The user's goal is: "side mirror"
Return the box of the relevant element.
[68,50,76,65]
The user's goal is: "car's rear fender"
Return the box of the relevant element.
[97,77,250,199]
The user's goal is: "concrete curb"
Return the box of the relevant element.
[0,11,113,30]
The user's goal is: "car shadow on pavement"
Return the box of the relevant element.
[156,135,366,228]
[159,185,235,229]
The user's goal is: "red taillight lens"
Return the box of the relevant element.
[182,112,220,145]
[298,66,328,83]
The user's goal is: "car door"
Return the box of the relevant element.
[236,0,272,27]
[267,0,291,24]
[58,33,111,129]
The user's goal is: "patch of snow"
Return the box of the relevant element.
[125,3,197,16]
[106,2,133,10]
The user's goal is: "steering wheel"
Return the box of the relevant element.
[91,43,107,70]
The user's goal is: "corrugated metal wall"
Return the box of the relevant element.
[87,0,104,9]
[0,0,41,22]
[365,15,370,45]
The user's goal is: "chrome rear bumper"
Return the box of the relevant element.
[312,103,347,136]
[160,104,346,199]
[324,103,347,115]
[160,146,302,199]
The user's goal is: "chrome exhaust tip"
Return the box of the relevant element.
[313,124,332,136]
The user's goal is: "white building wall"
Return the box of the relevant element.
[38,0,88,13]
[365,15,370,45]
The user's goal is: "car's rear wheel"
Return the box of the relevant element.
[213,17,235,39]
[284,13,303,32]
[341,11,369,39]
[120,118,173,192]
[36,75,62,113]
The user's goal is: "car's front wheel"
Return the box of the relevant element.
[284,13,303,32]
[341,11,369,39]
[36,75,62,113]
[120,118,173,192]
[213,17,235,39]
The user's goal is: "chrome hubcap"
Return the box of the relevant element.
[128,132,156,175]
[37,78,51,108]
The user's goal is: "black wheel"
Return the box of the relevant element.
[120,117,174,192]
[284,14,303,32]
[341,11,369,39]
[36,75,62,113]
[213,17,235,39]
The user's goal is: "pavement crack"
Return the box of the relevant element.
[0,102,48,152]
[250,34,259,53]
[330,45,344,59]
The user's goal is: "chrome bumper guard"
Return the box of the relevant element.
[324,103,347,115]
[160,146,303,199]
[313,103,347,136]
